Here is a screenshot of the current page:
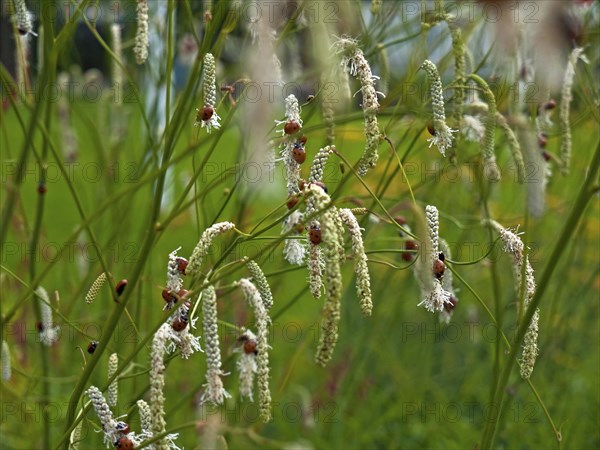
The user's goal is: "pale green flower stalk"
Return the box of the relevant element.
[421,60,457,157]
[195,53,221,132]
[468,74,500,181]
[108,353,118,407]
[201,286,230,405]
[247,261,273,310]
[332,37,383,176]
[486,220,538,379]
[339,208,372,316]
[235,329,258,401]
[237,279,272,422]
[36,287,60,346]
[86,386,119,447]
[85,272,106,304]
[2,340,11,381]
[559,47,586,175]
[187,222,236,275]
[134,0,149,65]
[110,24,122,102]
[276,94,303,196]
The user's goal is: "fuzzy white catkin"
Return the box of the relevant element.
[236,329,258,401]
[201,286,230,405]
[187,222,236,275]
[277,94,303,196]
[559,47,585,175]
[1,341,11,381]
[14,0,33,36]
[85,272,106,304]
[195,53,221,133]
[166,247,183,294]
[149,323,171,450]
[421,60,456,157]
[486,220,539,379]
[282,211,307,266]
[332,37,382,176]
[308,186,344,366]
[137,399,152,434]
[108,353,118,407]
[339,208,372,316]
[37,287,60,346]
[238,279,272,422]
[247,261,274,310]
[309,146,334,183]
[416,206,452,313]
[86,386,119,447]
[134,0,149,64]
[110,24,122,101]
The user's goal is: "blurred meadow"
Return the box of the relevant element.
[0,1,599,449]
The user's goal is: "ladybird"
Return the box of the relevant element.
[37,183,47,194]
[292,144,306,164]
[544,99,557,110]
[198,106,214,122]
[287,195,299,210]
[444,296,458,313]
[402,240,419,262]
[542,150,551,162]
[172,317,188,332]
[538,133,548,148]
[162,288,177,305]
[299,135,308,146]
[427,122,436,136]
[284,120,301,135]
[114,437,134,450]
[115,421,130,434]
[243,338,258,355]
[175,257,188,275]
[309,225,322,245]
[115,280,128,296]
[433,258,445,279]
[87,341,98,354]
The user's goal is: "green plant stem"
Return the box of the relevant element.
[480,139,600,449]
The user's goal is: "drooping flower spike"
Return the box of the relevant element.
[134,0,149,65]
[332,37,383,176]
[195,53,221,133]
[421,60,457,157]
